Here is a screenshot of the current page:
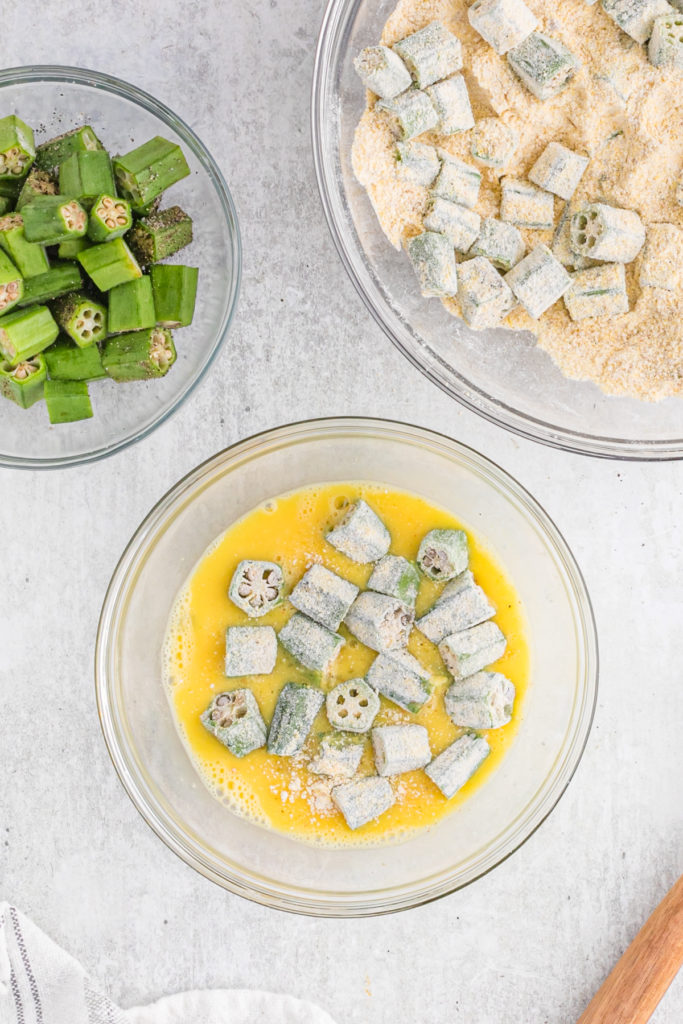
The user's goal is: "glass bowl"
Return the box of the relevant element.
[0,66,240,469]
[311,0,683,460]
[96,417,598,916]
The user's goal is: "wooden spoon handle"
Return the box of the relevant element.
[577,874,683,1024]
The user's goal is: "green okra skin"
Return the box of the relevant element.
[151,264,198,327]
[0,215,50,278]
[101,326,176,381]
[132,196,161,218]
[22,196,88,245]
[77,238,142,291]
[57,237,92,260]
[44,379,93,423]
[0,178,20,201]
[17,261,82,307]
[59,151,115,209]
[52,290,107,348]
[87,194,132,242]
[127,205,193,263]
[0,115,35,180]
[16,169,58,211]
[0,353,46,408]
[34,125,104,173]
[113,136,191,209]
[43,337,105,381]
[0,249,24,315]
[108,276,156,333]
[0,197,11,216]
[0,305,59,364]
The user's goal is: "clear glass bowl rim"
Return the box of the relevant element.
[95,416,599,917]
[0,64,242,471]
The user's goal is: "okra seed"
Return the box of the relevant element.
[339,709,349,718]
[336,695,345,705]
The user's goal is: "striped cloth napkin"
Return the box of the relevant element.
[0,904,337,1024]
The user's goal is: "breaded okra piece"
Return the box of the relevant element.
[365,649,431,712]
[44,379,93,423]
[101,327,176,381]
[423,197,480,254]
[278,612,344,672]
[377,89,440,141]
[150,264,198,328]
[417,528,468,581]
[201,689,267,757]
[267,682,325,756]
[331,775,394,829]
[326,499,391,563]
[0,354,46,408]
[34,125,104,172]
[0,306,58,364]
[22,196,87,245]
[0,215,49,278]
[406,231,458,298]
[468,0,538,53]
[504,244,572,318]
[416,572,495,644]
[289,563,359,632]
[224,625,277,677]
[569,203,645,263]
[649,13,683,67]
[426,732,490,798]
[528,143,589,201]
[326,678,380,733]
[471,217,525,272]
[563,264,629,320]
[354,45,412,99]
[53,291,107,347]
[78,238,142,291]
[551,202,596,270]
[0,250,23,314]
[43,338,105,381]
[500,178,555,230]
[602,0,675,43]
[395,141,441,186]
[439,621,507,680]
[367,555,421,607]
[457,256,516,330]
[638,223,683,291]
[507,32,579,100]
[17,262,82,307]
[16,169,58,211]
[0,116,35,180]
[425,75,474,134]
[432,152,481,208]
[445,671,516,729]
[470,118,518,169]
[87,194,133,242]
[113,136,191,209]
[308,733,364,779]
[127,206,193,263]
[392,21,463,88]
[344,591,415,652]
[229,560,285,617]
[59,151,115,209]
[108,277,156,333]
[372,724,431,776]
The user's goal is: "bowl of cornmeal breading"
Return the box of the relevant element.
[313,0,683,459]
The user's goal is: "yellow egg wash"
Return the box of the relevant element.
[163,482,529,848]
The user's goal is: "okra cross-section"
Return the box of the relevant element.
[308,734,364,780]
[59,151,115,209]
[35,125,104,173]
[224,625,277,677]
[344,591,414,652]
[365,649,431,712]
[201,689,267,757]
[331,775,394,830]
[101,328,176,381]
[150,264,198,328]
[127,206,193,264]
[445,671,516,729]
[87,194,133,242]
[44,379,93,424]
[78,238,142,291]
[113,136,191,209]
[439,621,507,680]
[0,306,58,365]
[354,45,412,99]
[0,354,46,408]
[507,32,579,100]
[267,682,325,756]
[53,291,107,348]
[22,196,88,245]
[0,249,23,315]
[425,732,490,799]
[602,0,675,43]
[457,257,516,330]
[17,262,82,307]
[504,244,572,318]
[278,612,344,673]
[468,0,538,54]
[326,678,380,733]
[417,528,468,582]
[416,571,495,644]
[377,89,440,141]
[108,277,156,334]
[229,560,285,617]
[392,21,463,88]
[326,499,391,563]
[16,169,58,211]
[0,116,35,180]
[0,215,49,278]
[44,338,105,382]
[289,563,359,632]
[406,231,458,299]
[372,724,431,776]
[570,203,645,263]
[367,554,421,607]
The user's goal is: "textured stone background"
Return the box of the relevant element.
[1,2,682,1021]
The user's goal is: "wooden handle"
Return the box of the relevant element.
[577,874,683,1024]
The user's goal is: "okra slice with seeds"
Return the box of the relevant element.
[470,217,525,271]
[365,649,431,713]
[0,215,49,278]
[426,732,490,799]
[470,118,518,168]
[224,625,277,677]
[500,178,555,230]
[16,169,58,211]
[331,776,394,830]
[0,354,46,408]
[200,689,267,757]
[58,151,115,209]
[344,591,414,652]
[504,244,572,318]
[34,125,104,173]
[87,194,133,242]
[113,136,191,209]
[289,563,359,632]
[552,202,596,270]
[0,116,35,180]
[326,499,391,563]
[127,206,193,263]
[43,338,105,382]
[528,142,589,201]
[564,263,629,320]
[367,554,421,607]
[406,231,458,298]
[638,223,683,291]
[395,141,441,187]
[101,327,176,381]
[432,152,481,209]
[392,21,463,88]
[78,238,142,291]
[425,74,474,135]
[372,724,431,776]
[423,197,480,254]
[507,32,579,100]
[445,670,516,729]
[22,196,87,245]
[229,560,285,617]
[570,203,645,263]
[150,264,198,328]
[53,291,107,347]
[107,277,156,333]
[308,734,364,780]
[354,45,412,99]
[44,379,93,424]
[326,678,380,733]
[278,612,344,673]
[649,13,683,67]
[377,89,440,141]
[417,528,468,582]
[0,306,58,364]
[17,262,82,307]
[267,682,325,756]
[601,0,675,43]
[0,249,23,314]
[416,574,495,644]
[458,256,516,330]
[439,621,507,680]
[468,0,538,54]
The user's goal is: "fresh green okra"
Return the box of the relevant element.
[17,261,82,307]
[376,89,440,141]
[113,136,190,209]
[0,178,20,202]
[457,256,517,330]
[425,732,490,799]
[445,670,516,729]
[392,21,463,88]
[267,682,325,756]
[44,379,93,423]
[0,305,58,364]
[34,125,104,173]
[87,194,133,242]
[406,231,458,299]
[372,724,431,776]
[0,249,24,314]
[150,264,198,327]
[43,337,106,381]
[326,678,380,733]
[57,237,92,260]
[0,215,49,278]
[22,196,88,245]
[77,238,142,291]
[59,151,116,209]
[53,291,107,347]
[0,354,46,408]
[16,169,58,211]
[0,116,35,179]
[200,689,267,757]
[354,45,413,100]
[101,326,176,381]
[0,197,11,216]
[107,276,156,333]
[468,0,538,54]
[289,563,359,632]
[425,74,474,134]
[127,206,193,263]
[507,32,579,100]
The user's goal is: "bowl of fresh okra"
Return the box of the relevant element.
[0,66,241,468]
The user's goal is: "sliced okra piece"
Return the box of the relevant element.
[392,21,463,88]
[326,499,391,563]
[126,206,193,263]
[377,89,440,141]
[44,379,93,423]
[417,528,468,581]
[150,264,198,327]
[289,563,359,632]
[445,670,516,729]
[395,140,440,187]
[564,263,629,320]
[344,591,414,652]
[278,612,344,672]
[308,733,363,780]
[425,74,474,135]
[470,217,525,271]
[354,45,412,99]
[224,625,277,677]
[507,32,579,100]
[17,261,82,307]
[101,327,176,381]
[367,554,420,607]
[0,249,23,315]
[113,136,191,209]
[16,169,58,211]
[267,682,324,756]
[365,649,431,713]
[0,116,35,180]
[34,125,104,173]
[500,178,554,230]
[601,0,675,43]
[423,197,480,254]
[372,724,431,776]
[331,775,394,830]
[458,256,516,330]
[406,231,458,298]
[439,621,507,680]
[43,338,105,382]
[470,118,519,168]
[425,732,490,798]
[431,152,481,209]
[57,237,92,260]
[21,196,87,245]
[107,276,156,333]
[552,202,597,270]
[570,203,645,263]
[58,151,115,209]
[0,305,58,364]
[326,678,380,733]
[650,13,683,66]
[229,560,285,617]
[638,223,683,291]
[53,291,107,348]
[416,574,495,644]
[468,0,538,53]
[0,354,46,408]
[528,142,589,201]
[0,215,49,278]
[504,244,572,318]
[78,238,142,291]
[87,194,133,242]
[200,688,267,757]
